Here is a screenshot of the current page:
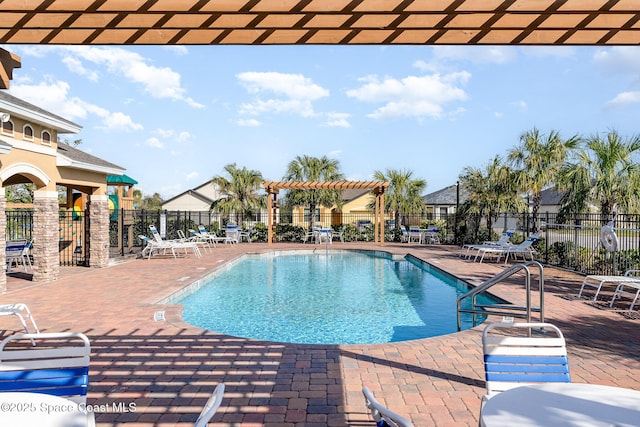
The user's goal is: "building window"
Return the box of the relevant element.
[304,208,321,222]
[439,207,448,218]
[2,120,13,136]
[41,130,51,145]
[23,125,34,140]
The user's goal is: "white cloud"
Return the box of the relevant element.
[605,91,640,109]
[327,150,342,158]
[593,46,640,78]
[9,79,142,132]
[324,112,351,128]
[163,46,189,56]
[17,45,204,108]
[236,72,329,119]
[235,118,262,127]
[186,171,199,180]
[152,128,191,143]
[61,56,99,82]
[510,100,528,112]
[346,72,469,120]
[177,131,191,143]
[145,137,165,149]
[430,46,518,65]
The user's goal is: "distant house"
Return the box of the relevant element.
[423,184,468,220]
[162,180,222,212]
[289,188,378,227]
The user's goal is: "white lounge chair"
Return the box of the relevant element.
[578,269,640,302]
[482,321,570,401]
[362,386,414,427]
[0,303,40,345]
[475,234,538,264]
[462,229,515,259]
[140,235,178,259]
[224,226,239,244]
[180,229,211,253]
[149,225,202,257]
[609,280,640,314]
[197,225,229,245]
[194,383,225,427]
[0,332,91,404]
[331,226,345,243]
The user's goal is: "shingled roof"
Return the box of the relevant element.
[57,142,125,175]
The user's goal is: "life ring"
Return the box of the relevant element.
[600,224,619,252]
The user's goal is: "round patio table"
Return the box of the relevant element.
[480,383,640,427]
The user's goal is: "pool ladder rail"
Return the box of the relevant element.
[456,260,545,330]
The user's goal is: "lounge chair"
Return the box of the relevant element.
[0,332,91,404]
[0,303,40,345]
[224,226,239,244]
[140,235,178,259]
[475,234,538,264]
[462,229,515,259]
[197,225,229,245]
[400,226,409,243]
[194,383,225,427]
[609,280,640,314]
[180,229,211,253]
[149,225,202,257]
[482,321,570,401]
[577,269,640,302]
[362,386,414,427]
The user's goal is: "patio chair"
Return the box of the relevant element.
[461,229,515,259]
[197,225,230,246]
[6,239,28,272]
[362,386,414,427]
[149,225,202,257]
[0,332,91,404]
[194,383,225,427]
[180,229,211,253]
[400,226,409,243]
[482,321,570,402]
[0,303,40,345]
[332,226,346,243]
[408,226,422,243]
[140,235,177,259]
[578,269,640,303]
[475,234,538,264]
[224,225,239,244]
[609,280,640,314]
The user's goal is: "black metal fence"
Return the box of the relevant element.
[7,208,640,275]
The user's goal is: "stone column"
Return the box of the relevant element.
[32,190,60,282]
[0,188,6,292]
[88,194,109,268]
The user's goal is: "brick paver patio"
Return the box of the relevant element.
[1,242,639,426]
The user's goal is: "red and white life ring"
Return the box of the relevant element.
[600,224,619,252]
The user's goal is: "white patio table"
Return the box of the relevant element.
[0,392,95,427]
[480,383,640,427]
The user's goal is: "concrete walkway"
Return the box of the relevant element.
[1,242,639,426]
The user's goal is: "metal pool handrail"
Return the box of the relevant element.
[456,260,545,330]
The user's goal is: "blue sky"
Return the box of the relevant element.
[4,44,640,200]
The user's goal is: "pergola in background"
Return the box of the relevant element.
[262,181,390,246]
[1,0,640,89]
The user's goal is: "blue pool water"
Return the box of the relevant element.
[178,251,498,345]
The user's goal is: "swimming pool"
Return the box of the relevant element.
[176,250,500,345]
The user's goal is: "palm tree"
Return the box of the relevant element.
[211,163,265,226]
[556,130,640,220]
[460,156,525,240]
[508,128,580,231]
[371,169,426,229]
[283,155,344,230]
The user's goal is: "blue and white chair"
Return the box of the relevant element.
[0,332,91,404]
[482,321,571,402]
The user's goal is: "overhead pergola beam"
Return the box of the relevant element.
[0,0,638,46]
[262,180,390,247]
[0,48,20,90]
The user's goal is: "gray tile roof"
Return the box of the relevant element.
[423,184,469,205]
[57,142,124,171]
[0,91,81,130]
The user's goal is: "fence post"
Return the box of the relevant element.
[544,211,549,264]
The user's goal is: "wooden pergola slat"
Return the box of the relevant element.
[262,180,389,246]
